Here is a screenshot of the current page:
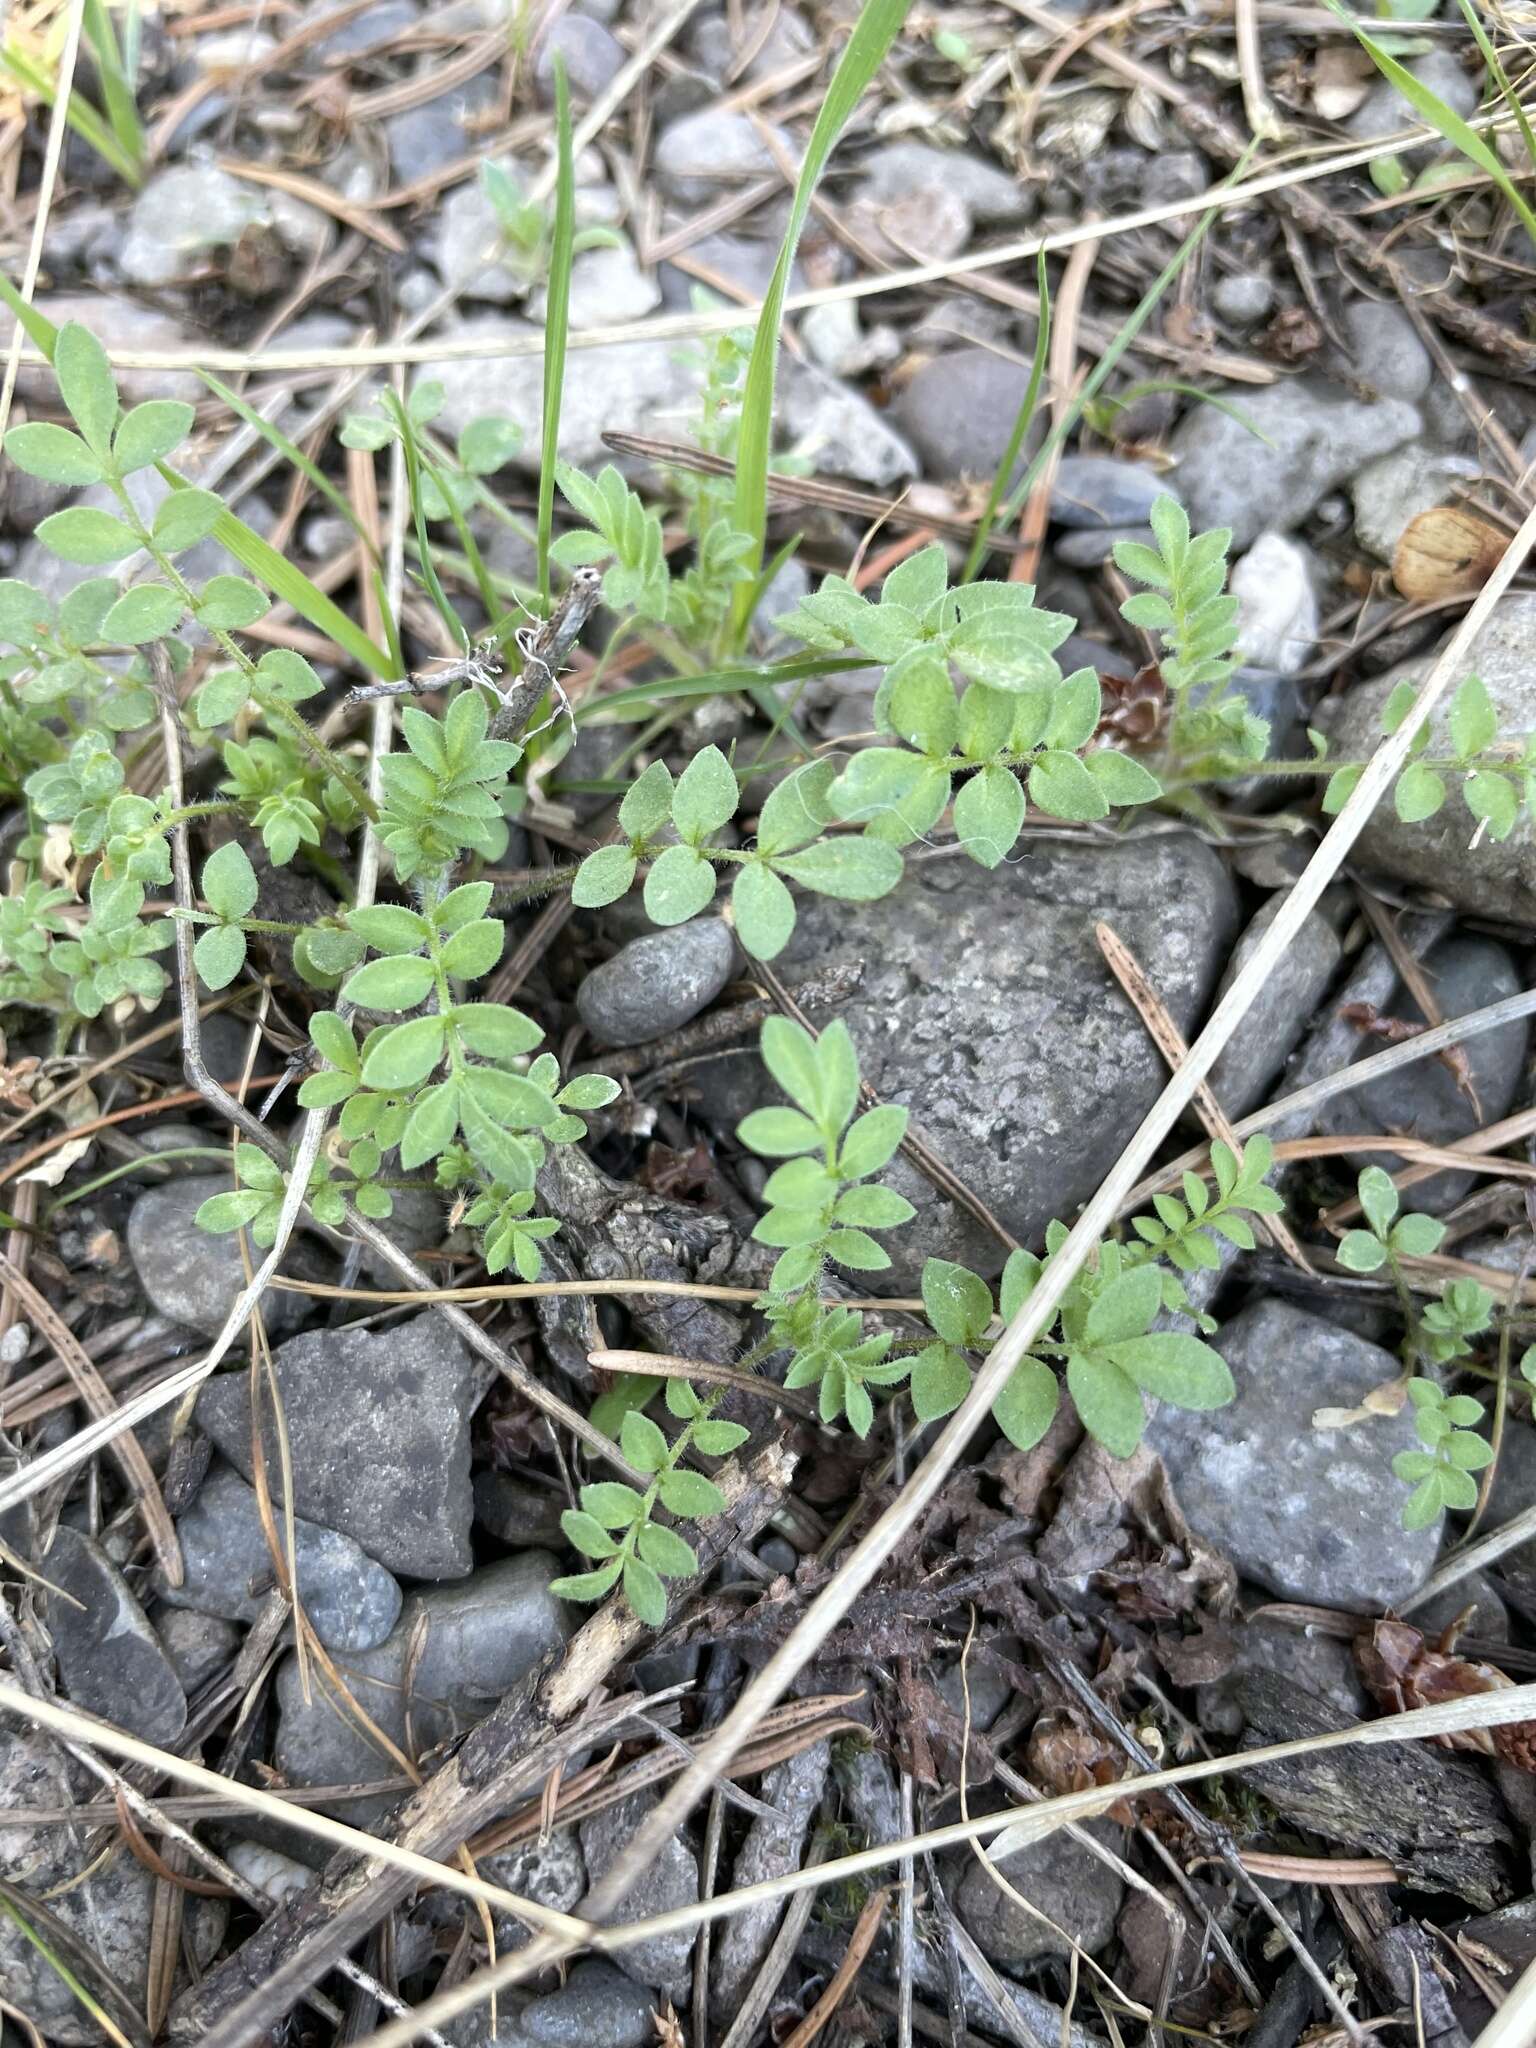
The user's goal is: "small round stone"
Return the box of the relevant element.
[577,918,736,1048]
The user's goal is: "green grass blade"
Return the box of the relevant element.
[726,0,914,646]
[0,43,139,187]
[383,391,466,652]
[1455,0,1536,173]
[200,371,366,540]
[0,266,60,359]
[1340,3,1536,247]
[962,250,1051,583]
[0,1890,137,2048]
[81,0,144,183]
[539,57,576,613]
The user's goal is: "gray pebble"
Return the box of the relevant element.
[577,918,735,1048]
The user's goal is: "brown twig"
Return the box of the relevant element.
[779,1886,891,2048]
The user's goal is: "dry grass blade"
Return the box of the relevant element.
[779,1885,889,2048]
[0,1249,181,1585]
[309,1682,1536,2048]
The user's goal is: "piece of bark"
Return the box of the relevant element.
[165,1441,795,2045]
[1236,1672,1514,1909]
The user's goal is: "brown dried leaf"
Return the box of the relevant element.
[1356,1618,1536,1769]
[1393,505,1505,601]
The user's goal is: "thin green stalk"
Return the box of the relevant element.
[539,57,576,614]
[0,42,139,186]
[727,0,915,647]
[383,390,466,651]
[962,250,1051,583]
[47,1145,227,1215]
[1456,0,1536,172]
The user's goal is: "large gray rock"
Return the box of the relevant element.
[274,1555,571,1811]
[892,345,1042,487]
[1206,894,1343,1117]
[44,1526,187,1743]
[1170,375,1420,548]
[1317,595,1536,921]
[194,1316,478,1579]
[1148,1300,1441,1609]
[152,1605,242,1695]
[1334,299,1434,406]
[579,1792,698,2004]
[157,1462,403,1651]
[577,918,735,1047]
[853,141,1036,226]
[956,1819,1125,1967]
[128,1177,305,1338]
[415,317,694,474]
[1316,934,1528,1210]
[692,836,1237,1281]
[0,1727,223,2044]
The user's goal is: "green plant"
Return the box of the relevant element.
[779,544,1162,856]
[1393,1378,1492,1529]
[569,748,902,959]
[479,160,623,295]
[0,0,145,188]
[1318,674,1536,844]
[1334,1165,1493,1366]
[549,1387,750,1623]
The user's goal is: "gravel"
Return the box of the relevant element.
[1206,893,1343,1117]
[653,107,794,205]
[1230,531,1319,674]
[128,1177,308,1338]
[1351,445,1481,562]
[1049,455,1171,529]
[956,1819,1126,1967]
[892,345,1042,488]
[579,1791,699,2003]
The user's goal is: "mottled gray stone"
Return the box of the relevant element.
[1318,594,1536,920]
[778,360,917,486]
[711,1741,829,2011]
[1351,445,1480,561]
[956,1819,1125,1967]
[579,1792,698,2003]
[1050,456,1170,529]
[1207,894,1343,1117]
[1317,935,1528,1210]
[0,1727,223,2044]
[384,69,501,183]
[1148,1299,1441,1609]
[653,107,793,205]
[126,1177,302,1338]
[691,836,1237,1282]
[422,1826,585,1950]
[274,1556,571,1814]
[892,346,1041,487]
[416,317,694,474]
[43,1526,186,1743]
[1171,375,1420,547]
[118,162,327,288]
[157,1463,403,1651]
[577,918,735,1047]
[152,1605,242,1694]
[194,1316,477,1579]
[1197,1612,1368,1737]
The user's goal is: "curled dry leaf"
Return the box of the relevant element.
[1392,505,1506,602]
[1356,1617,1536,1773]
